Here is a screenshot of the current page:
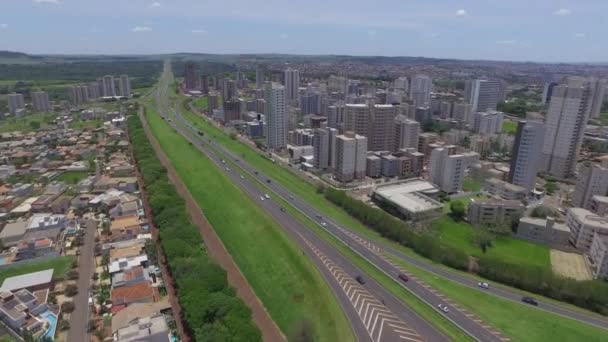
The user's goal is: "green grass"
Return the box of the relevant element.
[55,171,89,184]
[0,112,56,133]
[192,97,208,110]
[502,121,517,135]
[463,177,482,192]
[143,104,353,341]
[69,119,102,129]
[0,256,74,284]
[599,112,608,126]
[174,89,608,339]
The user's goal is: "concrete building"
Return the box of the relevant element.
[467,198,524,226]
[465,79,502,113]
[300,92,321,115]
[542,82,559,104]
[265,83,287,150]
[31,91,51,112]
[334,131,367,182]
[590,195,608,216]
[366,155,382,178]
[393,76,409,93]
[472,111,504,134]
[7,93,25,114]
[223,99,241,122]
[452,102,473,123]
[573,162,608,209]
[484,178,527,201]
[88,82,101,100]
[343,104,399,152]
[222,79,237,101]
[393,115,419,152]
[103,75,116,97]
[414,106,431,124]
[429,147,466,193]
[255,66,264,89]
[508,121,545,191]
[184,62,197,90]
[313,126,337,170]
[589,233,608,279]
[541,77,604,179]
[328,104,345,130]
[68,86,89,105]
[516,217,571,246]
[567,207,608,251]
[118,75,131,97]
[418,132,439,157]
[409,75,432,107]
[284,68,300,101]
[372,180,442,221]
[113,314,170,342]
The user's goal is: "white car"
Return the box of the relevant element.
[438,304,449,313]
[264,194,271,199]
[260,196,265,201]
[225,167,230,171]
[477,282,490,289]
[240,175,245,179]
[321,222,327,227]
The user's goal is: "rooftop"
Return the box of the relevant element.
[0,269,53,292]
[374,180,443,213]
[568,208,608,228]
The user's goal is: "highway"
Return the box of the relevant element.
[153,65,448,342]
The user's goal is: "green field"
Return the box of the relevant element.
[502,121,517,135]
[191,97,208,110]
[0,256,74,284]
[462,177,482,192]
[0,112,56,133]
[174,97,607,340]
[55,171,89,184]
[143,104,353,341]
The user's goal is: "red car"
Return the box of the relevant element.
[398,273,409,282]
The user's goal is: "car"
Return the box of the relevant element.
[254,171,259,175]
[321,222,327,227]
[266,179,271,184]
[260,196,265,201]
[289,195,294,200]
[356,275,365,284]
[398,273,409,282]
[225,167,230,171]
[522,296,538,306]
[280,207,286,212]
[221,159,225,163]
[316,214,323,219]
[438,304,449,313]
[264,194,270,199]
[240,175,245,179]
[477,282,489,289]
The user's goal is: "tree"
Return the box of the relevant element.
[64,284,78,297]
[101,219,111,235]
[29,121,41,130]
[545,181,558,195]
[531,206,558,219]
[473,229,494,253]
[61,301,75,313]
[450,201,466,221]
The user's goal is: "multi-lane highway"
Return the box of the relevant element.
[153,65,449,342]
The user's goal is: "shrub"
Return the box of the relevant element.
[61,301,75,313]
[64,284,78,297]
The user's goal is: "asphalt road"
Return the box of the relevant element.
[67,218,96,342]
[154,66,448,342]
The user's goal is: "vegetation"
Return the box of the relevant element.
[531,206,559,219]
[0,112,56,133]
[0,256,74,284]
[545,180,558,195]
[55,171,89,184]
[449,201,466,220]
[323,188,608,315]
[128,114,261,341]
[502,121,518,135]
[497,98,542,117]
[462,177,482,192]
[139,105,353,340]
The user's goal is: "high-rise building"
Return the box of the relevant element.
[393,76,409,93]
[590,79,607,119]
[222,79,237,101]
[343,104,399,152]
[68,86,89,105]
[440,101,452,119]
[429,147,467,193]
[300,92,321,115]
[118,75,131,97]
[542,82,559,104]
[223,99,241,122]
[88,82,100,100]
[265,83,287,150]
[313,125,338,170]
[334,131,367,182]
[465,79,502,113]
[184,62,197,90]
[7,93,25,114]
[284,68,300,101]
[102,75,115,97]
[207,93,219,112]
[328,104,345,130]
[31,91,52,112]
[542,77,603,179]
[409,75,432,107]
[452,102,473,123]
[256,67,264,89]
[573,162,608,209]
[472,110,504,134]
[508,121,545,191]
[414,107,431,124]
[393,115,420,152]
[200,75,209,94]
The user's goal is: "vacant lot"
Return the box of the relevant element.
[55,171,89,184]
[551,250,593,281]
[144,105,353,341]
[0,256,75,284]
[0,112,56,133]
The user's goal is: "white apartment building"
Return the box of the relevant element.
[102,75,116,97]
[573,162,608,209]
[472,110,504,134]
[465,79,502,113]
[118,75,131,97]
[393,76,409,93]
[31,91,52,112]
[589,233,608,279]
[567,207,608,251]
[429,147,466,193]
[393,115,420,152]
[409,75,432,107]
[284,68,300,101]
[334,132,367,182]
[508,121,545,191]
[265,83,287,150]
[452,102,473,123]
[7,93,25,114]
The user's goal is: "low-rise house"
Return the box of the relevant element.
[0,220,28,247]
[9,197,38,218]
[517,217,571,246]
[110,299,171,333]
[484,178,528,201]
[467,198,524,226]
[9,183,33,198]
[109,255,148,275]
[111,282,159,314]
[15,239,54,261]
[95,176,138,193]
[0,289,48,337]
[589,195,608,217]
[110,243,145,262]
[0,269,54,293]
[108,215,143,242]
[112,314,170,342]
[109,197,141,219]
[50,195,73,214]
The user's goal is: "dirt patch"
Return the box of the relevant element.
[137,109,285,342]
[551,250,593,281]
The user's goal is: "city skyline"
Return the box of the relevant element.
[2,0,608,63]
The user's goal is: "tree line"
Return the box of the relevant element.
[128,115,261,341]
[323,188,608,315]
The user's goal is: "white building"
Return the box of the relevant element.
[465,79,502,113]
[452,102,473,123]
[393,115,419,152]
[284,68,300,101]
[472,111,504,134]
[102,75,116,97]
[541,77,603,179]
[265,83,287,150]
[313,126,337,170]
[7,93,25,114]
[589,233,608,279]
[68,85,89,105]
[393,76,409,93]
[118,75,131,97]
[507,121,545,191]
[567,207,608,251]
[409,75,432,107]
[573,162,608,209]
[31,91,52,112]
[429,147,466,193]
[334,132,367,182]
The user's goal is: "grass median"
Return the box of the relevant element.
[143,104,353,341]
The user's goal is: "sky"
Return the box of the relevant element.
[1,0,607,63]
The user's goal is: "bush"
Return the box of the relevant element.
[66,270,79,280]
[64,284,78,297]
[449,201,466,221]
[58,319,70,331]
[61,301,75,313]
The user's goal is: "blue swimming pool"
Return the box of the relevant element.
[40,311,57,341]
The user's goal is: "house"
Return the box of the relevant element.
[111,265,159,290]
[109,196,141,219]
[9,184,33,198]
[110,299,171,333]
[26,214,67,231]
[467,198,525,226]
[111,282,159,314]
[110,243,145,262]
[50,196,73,214]
[0,289,48,337]
[15,239,55,261]
[517,217,571,247]
[94,177,138,193]
[108,255,148,274]
[0,269,54,293]
[0,220,28,247]
[112,314,170,342]
[9,197,38,217]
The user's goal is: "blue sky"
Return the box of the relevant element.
[1,0,607,62]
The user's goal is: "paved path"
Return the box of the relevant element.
[67,218,96,342]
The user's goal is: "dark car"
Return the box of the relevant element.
[356,276,365,285]
[280,207,286,212]
[522,296,538,306]
[398,273,409,282]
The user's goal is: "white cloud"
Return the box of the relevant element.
[574,33,585,38]
[553,8,572,16]
[132,26,152,33]
[456,9,467,16]
[496,40,516,45]
[279,33,288,39]
[149,2,161,8]
[33,0,61,4]
[0,24,8,29]
[191,29,208,34]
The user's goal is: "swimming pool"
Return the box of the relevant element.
[40,311,57,341]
